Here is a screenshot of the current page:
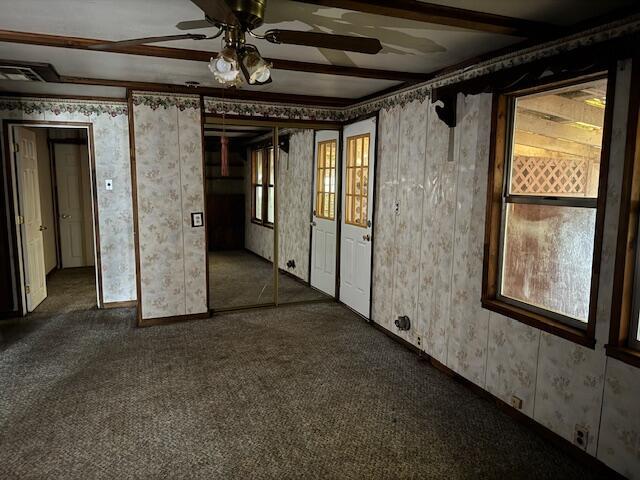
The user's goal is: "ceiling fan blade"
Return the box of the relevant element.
[176,19,215,30]
[265,30,382,54]
[190,0,239,27]
[88,34,207,51]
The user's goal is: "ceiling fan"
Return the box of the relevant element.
[89,0,383,86]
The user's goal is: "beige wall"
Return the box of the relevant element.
[244,130,314,283]
[132,93,207,321]
[370,59,640,479]
[0,98,136,307]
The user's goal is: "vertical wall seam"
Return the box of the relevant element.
[595,355,609,458]
[415,101,429,341]
[532,331,542,418]
[445,100,461,368]
[390,107,401,330]
[176,106,187,315]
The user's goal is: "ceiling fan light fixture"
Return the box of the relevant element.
[241,48,272,85]
[209,47,241,85]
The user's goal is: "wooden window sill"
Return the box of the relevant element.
[482,298,596,349]
[605,344,640,368]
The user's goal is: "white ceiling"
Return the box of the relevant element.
[0,0,634,100]
[0,42,398,98]
[420,0,633,24]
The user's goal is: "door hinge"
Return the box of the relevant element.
[16,215,24,225]
[11,142,19,154]
[25,285,30,294]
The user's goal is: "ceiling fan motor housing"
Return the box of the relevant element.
[228,0,266,30]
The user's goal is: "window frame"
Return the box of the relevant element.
[315,139,337,221]
[250,145,274,228]
[608,57,640,367]
[482,70,615,348]
[344,133,370,228]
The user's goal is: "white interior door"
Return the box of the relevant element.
[15,127,47,311]
[310,130,339,296]
[55,143,91,268]
[339,117,376,317]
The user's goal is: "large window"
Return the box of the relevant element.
[315,139,337,220]
[251,146,274,226]
[345,134,370,227]
[483,75,611,346]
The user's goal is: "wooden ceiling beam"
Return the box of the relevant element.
[293,0,560,38]
[0,29,426,83]
[58,75,353,107]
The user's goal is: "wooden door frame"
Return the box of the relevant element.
[1,120,104,316]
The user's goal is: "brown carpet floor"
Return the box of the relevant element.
[0,269,605,479]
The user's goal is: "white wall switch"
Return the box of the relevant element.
[105,179,113,191]
[191,212,204,227]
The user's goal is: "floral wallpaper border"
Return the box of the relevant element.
[0,97,128,117]
[131,92,200,111]
[204,97,341,121]
[204,13,640,122]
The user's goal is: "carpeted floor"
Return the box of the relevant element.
[209,250,330,309]
[0,269,603,479]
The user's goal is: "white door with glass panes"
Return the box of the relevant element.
[339,117,376,317]
[311,131,339,296]
[15,127,48,311]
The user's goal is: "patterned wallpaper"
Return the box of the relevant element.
[132,93,207,320]
[370,60,640,478]
[0,97,136,304]
[244,152,274,261]
[244,130,314,284]
[278,130,314,282]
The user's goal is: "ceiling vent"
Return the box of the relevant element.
[0,60,60,82]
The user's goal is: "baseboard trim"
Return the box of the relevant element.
[367,320,625,480]
[277,266,308,285]
[137,311,210,328]
[102,300,137,309]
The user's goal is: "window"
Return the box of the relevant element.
[251,146,274,226]
[345,134,370,227]
[483,75,611,346]
[608,60,640,367]
[315,139,337,220]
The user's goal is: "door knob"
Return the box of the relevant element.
[39,225,47,231]
[362,234,371,241]
[61,214,71,219]
[310,221,317,227]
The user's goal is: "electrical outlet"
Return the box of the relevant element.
[417,336,421,347]
[574,425,589,450]
[510,395,523,410]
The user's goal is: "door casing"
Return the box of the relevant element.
[2,120,102,316]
